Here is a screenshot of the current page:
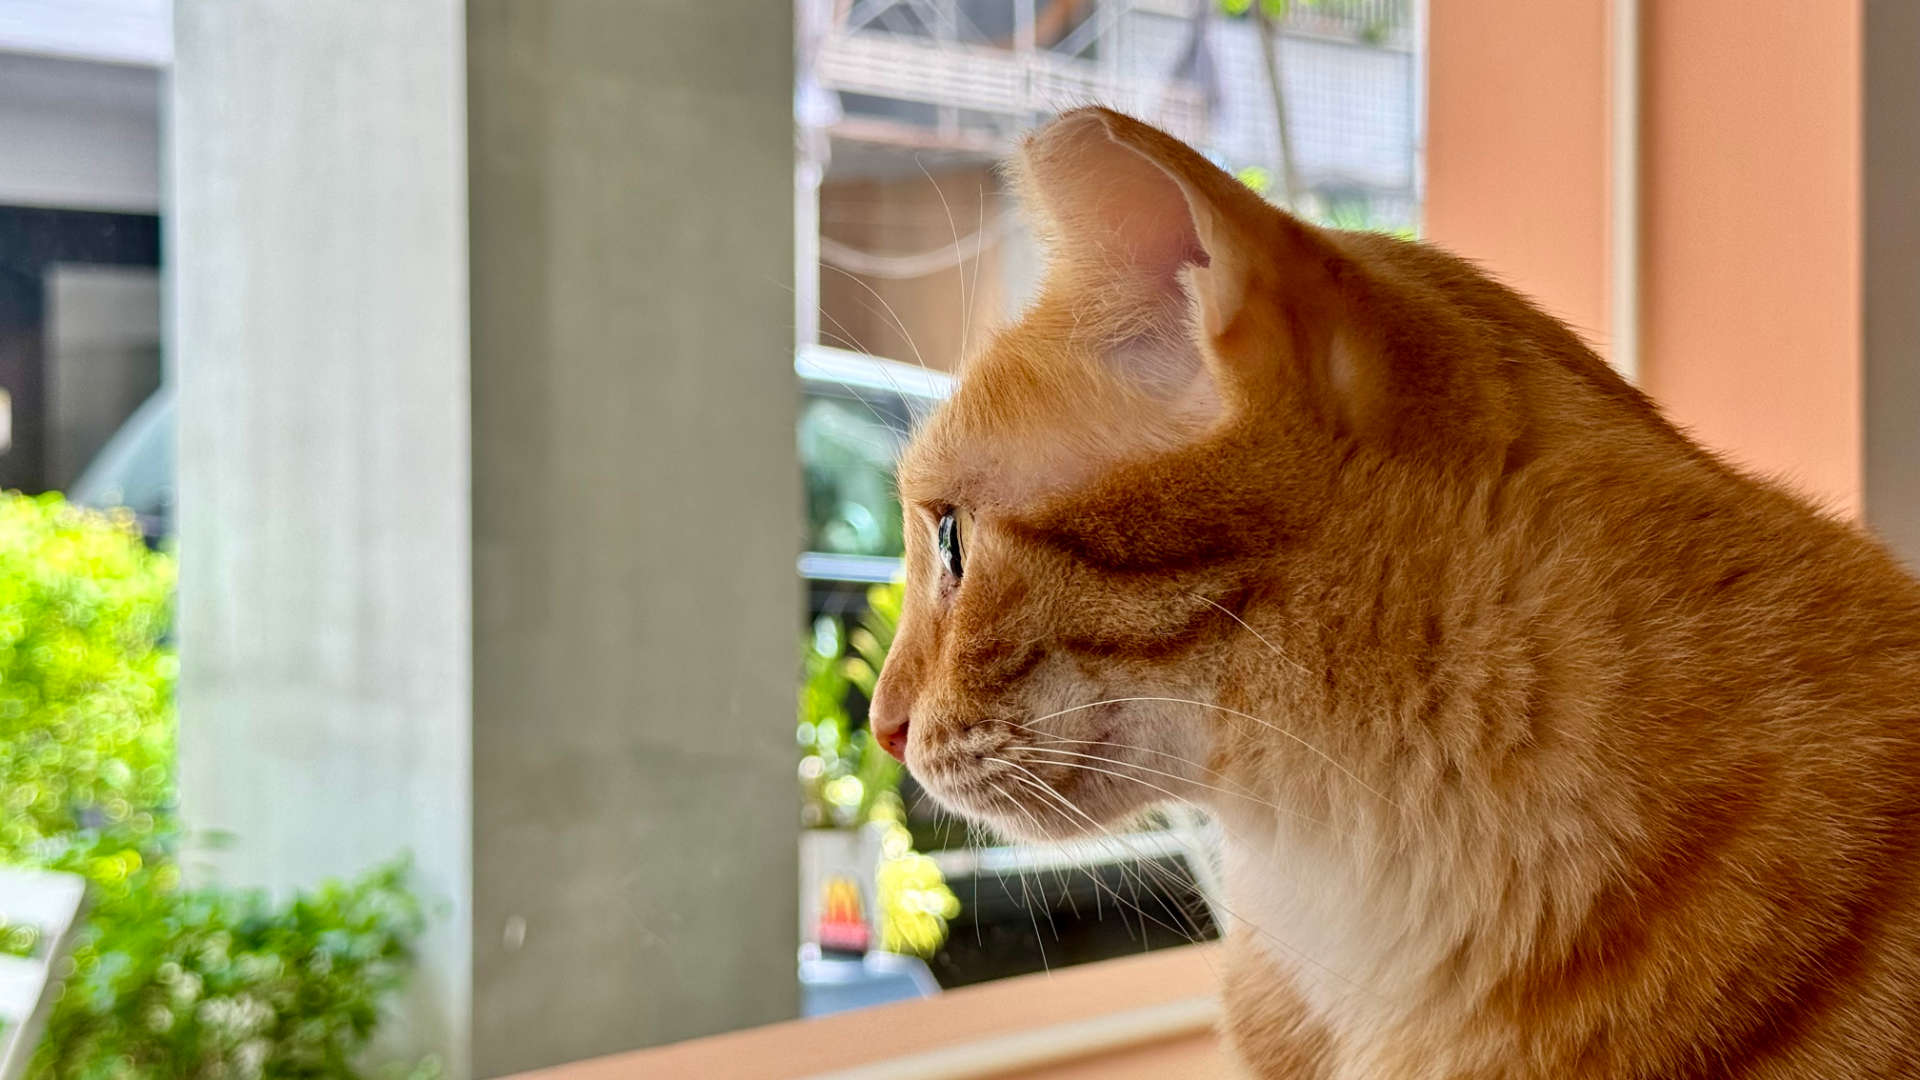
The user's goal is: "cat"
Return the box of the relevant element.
[867,107,1920,1079]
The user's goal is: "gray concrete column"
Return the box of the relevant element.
[171,0,473,1070]
[466,1,798,1072]
[172,1,797,1076]
[1864,0,1920,568]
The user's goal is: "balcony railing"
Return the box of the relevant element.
[816,31,1208,144]
[806,0,1211,151]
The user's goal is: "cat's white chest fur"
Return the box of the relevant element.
[1215,807,1479,1079]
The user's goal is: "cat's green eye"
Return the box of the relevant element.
[937,509,964,580]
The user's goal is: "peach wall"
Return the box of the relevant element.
[1427,0,1863,515]
[1640,2,1861,515]
[1425,0,1610,343]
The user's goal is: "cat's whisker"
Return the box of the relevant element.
[1191,591,1315,680]
[917,155,971,368]
[968,818,984,948]
[813,313,934,430]
[1013,740,1262,808]
[995,789,1062,961]
[991,717,1281,809]
[996,761,1229,953]
[799,331,919,453]
[1092,826,1212,950]
[908,787,933,822]
[1013,793,1080,923]
[811,325,930,437]
[818,263,937,387]
[1035,813,1178,945]
[997,753,1256,856]
[997,765,1359,989]
[1021,696,1402,811]
[964,181,987,367]
[772,275,935,431]
[995,759,1382,999]
[1016,739,1259,803]
[996,772,1208,951]
[813,308,880,360]
[1013,744,1359,843]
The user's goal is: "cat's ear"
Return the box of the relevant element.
[1012,107,1345,410]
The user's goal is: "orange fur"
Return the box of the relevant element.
[868,108,1920,1078]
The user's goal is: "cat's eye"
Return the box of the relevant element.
[937,509,964,580]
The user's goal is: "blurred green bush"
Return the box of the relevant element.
[797,581,958,956]
[797,582,903,831]
[0,493,427,1079]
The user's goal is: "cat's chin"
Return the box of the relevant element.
[907,713,1192,842]
[913,763,1142,846]
[911,777,1071,844]
[941,797,1106,846]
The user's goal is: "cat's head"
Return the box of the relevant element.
[868,108,1535,841]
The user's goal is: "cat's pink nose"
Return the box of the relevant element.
[871,706,909,762]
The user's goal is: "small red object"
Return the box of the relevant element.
[816,875,870,956]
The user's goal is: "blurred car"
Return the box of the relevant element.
[69,385,172,544]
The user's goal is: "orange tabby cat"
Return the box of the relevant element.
[867,107,1920,1079]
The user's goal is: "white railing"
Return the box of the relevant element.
[815,30,1207,145]
[0,867,87,1080]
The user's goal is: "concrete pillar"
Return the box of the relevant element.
[465,1,798,1072]
[1863,0,1920,568]
[171,1,473,1068]
[172,2,797,1075]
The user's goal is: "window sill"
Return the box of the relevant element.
[507,943,1228,1080]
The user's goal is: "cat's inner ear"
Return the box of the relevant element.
[1018,109,1278,328]
[1016,111,1209,289]
[1013,109,1286,409]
